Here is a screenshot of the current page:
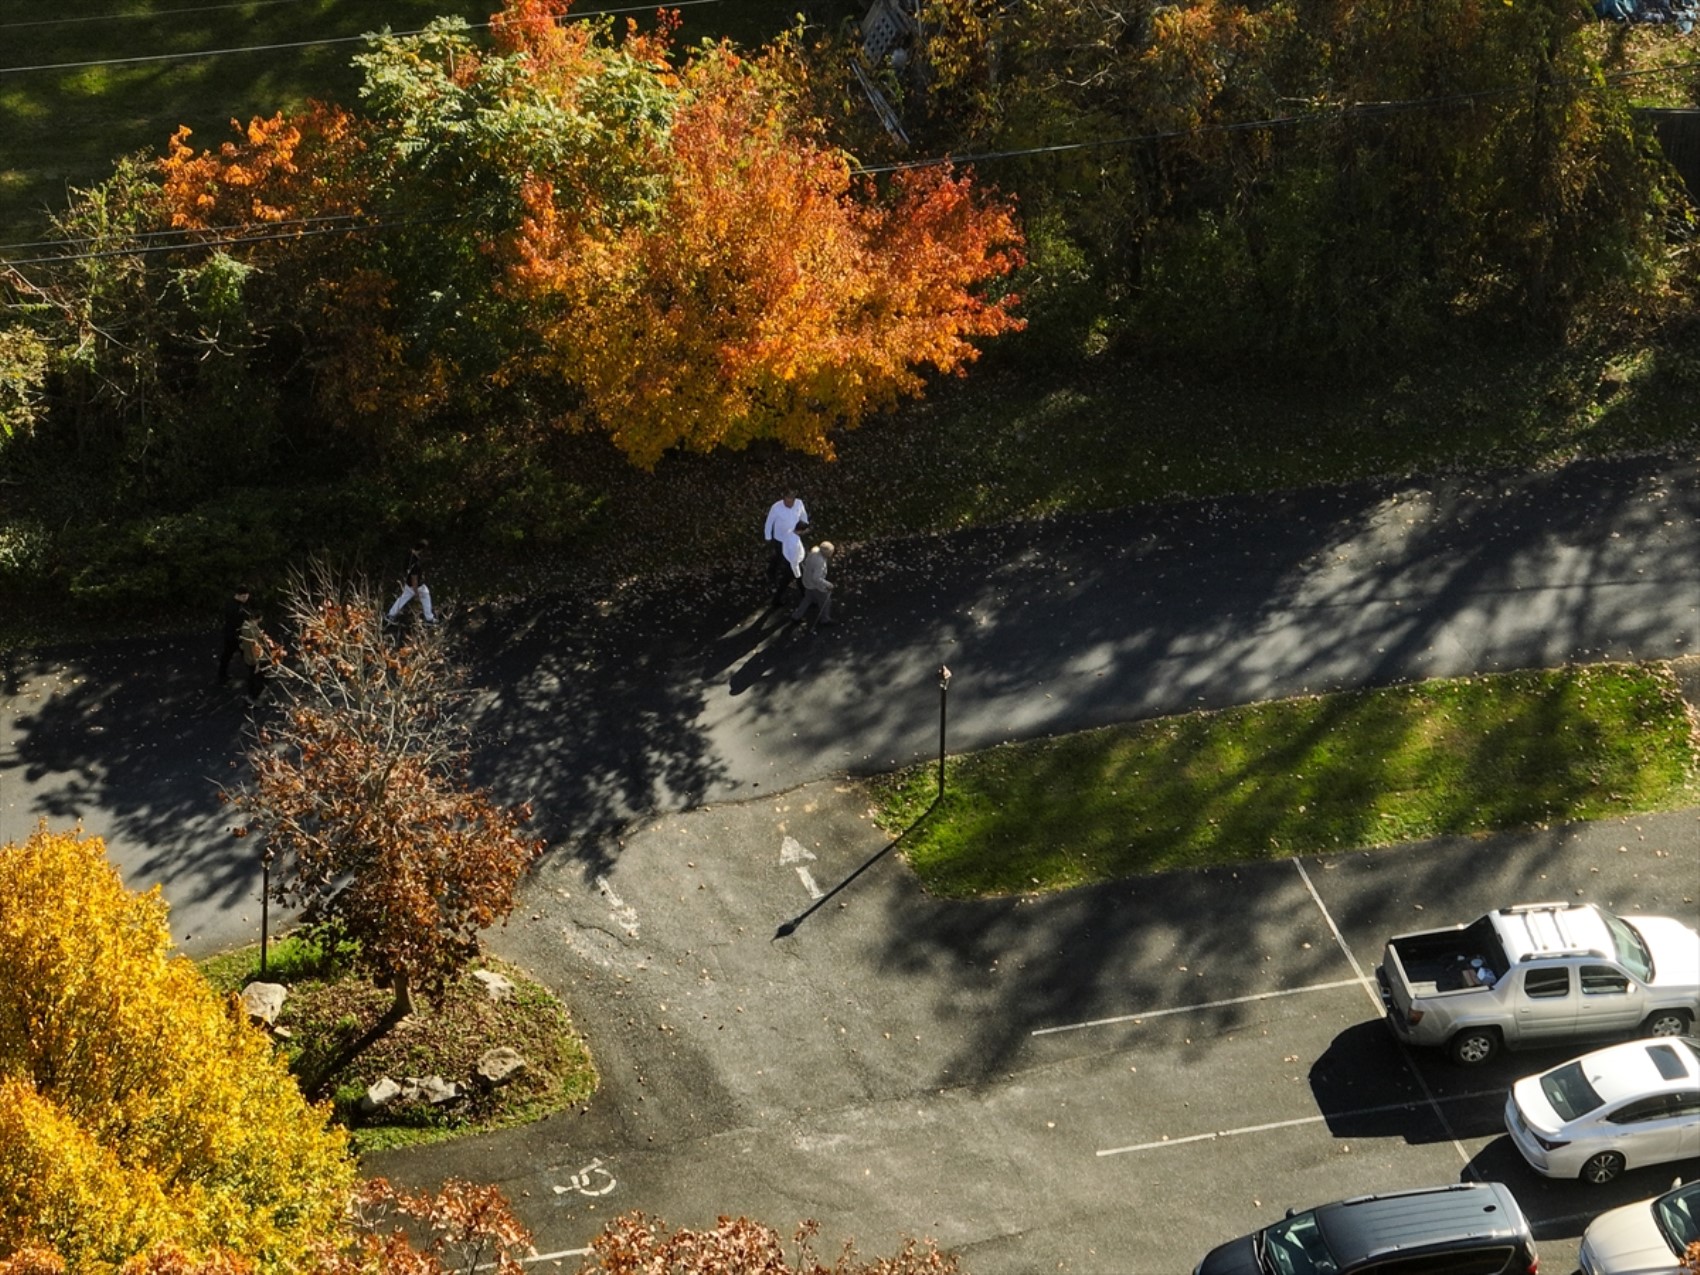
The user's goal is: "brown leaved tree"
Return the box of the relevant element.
[229,565,540,1018]
[575,1213,960,1275]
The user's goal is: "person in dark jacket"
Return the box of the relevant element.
[218,586,253,684]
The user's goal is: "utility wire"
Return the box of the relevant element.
[2,53,1694,263]
[0,0,723,75]
[0,0,350,32]
[0,213,463,269]
[0,212,373,254]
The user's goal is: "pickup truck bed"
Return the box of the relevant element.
[1385,915,1507,995]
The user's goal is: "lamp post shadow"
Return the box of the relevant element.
[774,664,950,941]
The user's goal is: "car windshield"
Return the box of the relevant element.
[1653,1184,1700,1256]
[1256,1212,1339,1275]
[1600,908,1654,981]
[1539,1062,1604,1121]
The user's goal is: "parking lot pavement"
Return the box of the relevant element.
[371,792,1697,1273]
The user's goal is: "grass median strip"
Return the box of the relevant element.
[873,662,1700,897]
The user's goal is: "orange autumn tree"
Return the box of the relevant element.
[228,565,542,1020]
[144,1,1023,468]
[157,100,454,446]
[160,106,359,231]
[502,20,1024,467]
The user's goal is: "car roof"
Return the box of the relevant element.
[1314,1181,1530,1262]
[1494,903,1615,963]
[1557,1038,1700,1108]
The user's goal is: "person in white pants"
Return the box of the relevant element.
[387,540,437,624]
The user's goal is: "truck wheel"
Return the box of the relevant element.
[1447,1028,1500,1066]
[1580,1151,1625,1185]
[1643,1010,1691,1038]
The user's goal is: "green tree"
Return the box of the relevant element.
[910,0,1678,360]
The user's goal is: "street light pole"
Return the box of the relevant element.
[259,846,274,978]
[937,664,951,800]
[774,663,954,940]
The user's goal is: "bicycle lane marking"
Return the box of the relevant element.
[1290,856,1475,1171]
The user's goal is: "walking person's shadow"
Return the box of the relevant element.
[727,619,812,695]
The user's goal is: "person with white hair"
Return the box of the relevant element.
[792,541,836,628]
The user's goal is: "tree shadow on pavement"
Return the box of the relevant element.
[849,454,1699,1087]
[0,631,265,950]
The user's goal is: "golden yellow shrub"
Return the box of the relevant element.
[0,826,355,1273]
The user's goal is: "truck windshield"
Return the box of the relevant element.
[1540,1061,1604,1120]
[1600,909,1654,981]
[1255,1212,1339,1275]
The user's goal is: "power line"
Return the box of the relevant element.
[2,55,1693,265]
[0,0,345,32]
[0,212,373,254]
[0,213,462,269]
[852,60,1700,175]
[0,0,723,75]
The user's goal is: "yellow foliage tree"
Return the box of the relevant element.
[0,826,355,1273]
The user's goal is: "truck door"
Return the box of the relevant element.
[1577,963,1644,1038]
[1513,966,1576,1043]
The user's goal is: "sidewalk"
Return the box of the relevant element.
[0,450,1695,957]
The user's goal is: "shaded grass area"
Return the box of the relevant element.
[201,933,597,1154]
[873,663,1700,897]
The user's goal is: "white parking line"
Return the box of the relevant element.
[1031,978,1366,1037]
[1290,857,1474,1170]
[475,1246,593,1271]
[1097,1089,1504,1158]
[1291,858,1381,1015]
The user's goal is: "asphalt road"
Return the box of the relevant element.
[2,452,1695,952]
[1,451,1698,1273]
[367,785,1699,1274]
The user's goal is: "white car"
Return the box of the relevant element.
[1504,1037,1700,1184]
[1578,1178,1700,1275]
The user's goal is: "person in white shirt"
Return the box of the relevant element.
[764,491,809,606]
[771,525,806,609]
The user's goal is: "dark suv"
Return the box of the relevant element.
[1192,1181,1539,1275]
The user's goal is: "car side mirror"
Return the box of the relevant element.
[1285,1207,1299,1219]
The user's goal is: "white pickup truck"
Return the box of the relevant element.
[1375,902,1700,1065]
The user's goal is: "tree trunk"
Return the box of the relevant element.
[387,967,415,1021]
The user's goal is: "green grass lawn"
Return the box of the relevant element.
[873,662,1700,897]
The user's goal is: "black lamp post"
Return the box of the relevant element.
[774,663,953,940]
[259,846,274,978]
[936,664,951,800]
